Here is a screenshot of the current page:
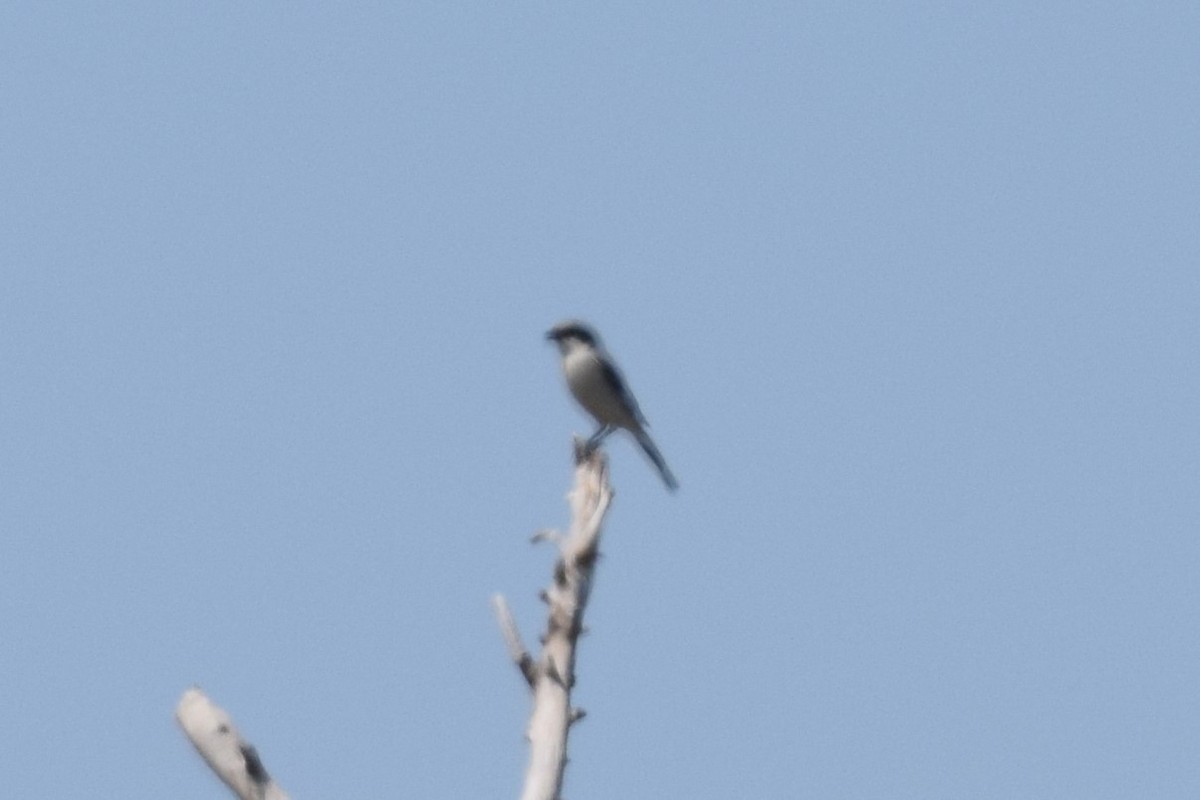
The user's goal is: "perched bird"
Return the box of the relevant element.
[546,320,678,491]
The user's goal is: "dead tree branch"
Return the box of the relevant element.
[175,687,290,800]
[495,440,615,800]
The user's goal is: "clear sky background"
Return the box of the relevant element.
[2,3,1197,798]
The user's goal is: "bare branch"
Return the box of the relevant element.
[175,687,290,800]
[493,593,538,688]
[517,440,615,800]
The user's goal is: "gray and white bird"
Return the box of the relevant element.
[546,320,678,491]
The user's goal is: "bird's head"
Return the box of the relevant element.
[546,320,599,354]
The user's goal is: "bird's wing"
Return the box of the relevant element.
[599,354,648,427]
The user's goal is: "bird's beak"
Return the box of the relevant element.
[545,330,558,341]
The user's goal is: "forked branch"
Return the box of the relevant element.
[494,440,614,800]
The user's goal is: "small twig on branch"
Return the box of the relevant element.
[175,687,290,800]
[493,594,538,688]
[530,528,561,545]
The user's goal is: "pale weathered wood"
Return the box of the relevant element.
[496,441,614,800]
[176,687,290,800]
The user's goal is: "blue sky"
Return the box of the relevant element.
[2,3,1198,798]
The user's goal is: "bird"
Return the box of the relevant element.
[546,320,678,491]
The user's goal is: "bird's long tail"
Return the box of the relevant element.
[634,428,679,492]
